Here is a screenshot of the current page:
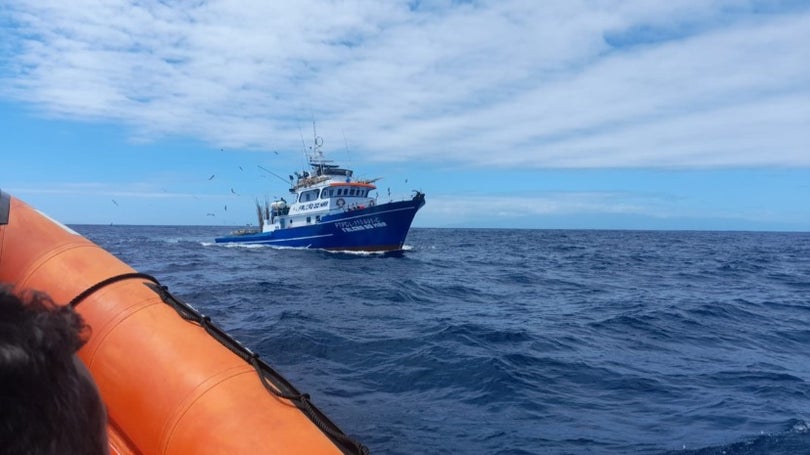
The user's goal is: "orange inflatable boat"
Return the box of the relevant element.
[0,191,367,454]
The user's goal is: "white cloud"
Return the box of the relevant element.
[2,0,808,167]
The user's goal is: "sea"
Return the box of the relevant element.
[72,225,810,455]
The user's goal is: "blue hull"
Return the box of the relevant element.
[215,193,425,251]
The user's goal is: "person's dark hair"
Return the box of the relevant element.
[0,286,107,455]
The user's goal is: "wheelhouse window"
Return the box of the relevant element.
[327,185,372,198]
[299,189,320,202]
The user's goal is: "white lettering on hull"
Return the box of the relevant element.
[335,216,387,233]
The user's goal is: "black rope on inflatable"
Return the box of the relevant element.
[69,273,368,455]
[144,281,370,455]
[247,355,369,455]
[69,272,160,308]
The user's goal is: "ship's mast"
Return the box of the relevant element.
[309,122,328,175]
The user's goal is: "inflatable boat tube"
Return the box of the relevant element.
[0,191,366,454]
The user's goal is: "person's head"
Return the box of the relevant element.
[0,286,108,455]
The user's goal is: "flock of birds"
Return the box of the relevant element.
[204,169,243,217]
[110,162,256,221]
[108,151,300,223]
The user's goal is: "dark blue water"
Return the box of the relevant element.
[73,226,810,454]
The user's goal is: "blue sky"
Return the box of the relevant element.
[1,0,808,230]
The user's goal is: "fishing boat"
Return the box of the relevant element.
[0,191,366,454]
[215,136,425,252]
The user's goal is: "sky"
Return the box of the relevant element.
[1,0,808,230]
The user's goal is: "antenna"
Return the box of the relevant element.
[311,121,325,162]
[298,126,309,168]
[298,126,307,152]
